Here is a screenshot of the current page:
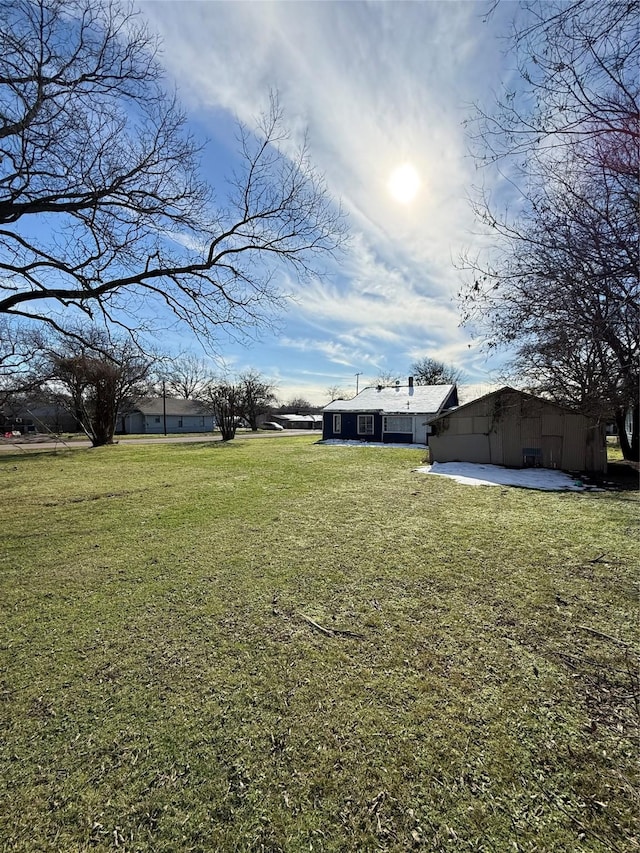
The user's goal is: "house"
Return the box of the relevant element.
[322,380,458,445]
[118,397,215,434]
[1,400,78,434]
[428,386,607,473]
[271,413,323,430]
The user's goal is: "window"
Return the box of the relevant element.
[200,417,205,427]
[522,447,542,467]
[178,417,183,428]
[383,416,412,433]
[333,414,342,433]
[154,417,161,424]
[357,414,374,435]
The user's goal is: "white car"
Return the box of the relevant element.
[260,421,284,430]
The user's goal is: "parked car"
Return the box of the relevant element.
[260,421,284,430]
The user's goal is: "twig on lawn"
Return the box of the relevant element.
[298,612,334,636]
[587,553,607,564]
[531,774,623,853]
[297,612,363,639]
[577,625,630,647]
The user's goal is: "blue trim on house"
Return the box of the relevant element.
[382,432,413,444]
[322,413,416,443]
[323,411,384,441]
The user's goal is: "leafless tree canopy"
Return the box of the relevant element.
[472,0,639,160]
[161,355,214,400]
[0,319,47,406]
[411,357,463,386]
[0,0,346,345]
[238,370,277,430]
[199,380,244,442]
[47,327,154,446]
[461,0,639,459]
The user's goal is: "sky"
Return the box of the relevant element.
[136,0,518,406]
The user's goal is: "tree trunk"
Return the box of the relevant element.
[615,405,639,462]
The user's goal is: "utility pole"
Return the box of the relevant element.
[162,380,167,436]
[355,372,362,395]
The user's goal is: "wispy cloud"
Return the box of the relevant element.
[139,0,514,402]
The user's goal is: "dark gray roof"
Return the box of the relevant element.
[126,397,211,416]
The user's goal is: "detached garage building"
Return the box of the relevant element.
[428,387,606,473]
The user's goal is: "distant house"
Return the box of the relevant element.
[428,386,607,473]
[271,413,323,430]
[1,400,77,435]
[322,380,458,445]
[118,397,215,434]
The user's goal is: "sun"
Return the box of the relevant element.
[387,163,421,204]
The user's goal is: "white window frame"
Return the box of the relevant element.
[332,414,342,433]
[383,415,413,434]
[357,414,374,435]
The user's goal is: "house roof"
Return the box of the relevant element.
[427,386,597,423]
[274,413,323,423]
[323,384,456,414]
[125,397,212,416]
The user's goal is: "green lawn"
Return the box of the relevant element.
[0,437,637,852]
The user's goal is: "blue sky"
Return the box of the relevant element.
[138,0,517,405]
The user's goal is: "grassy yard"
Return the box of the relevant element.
[0,437,637,852]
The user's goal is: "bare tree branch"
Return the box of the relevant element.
[0,0,347,351]
[461,0,639,460]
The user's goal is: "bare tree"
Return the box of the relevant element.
[199,380,244,441]
[0,320,48,407]
[238,370,277,430]
[368,372,400,388]
[411,357,463,386]
[162,355,214,400]
[47,328,154,446]
[461,0,639,459]
[469,1,639,163]
[0,0,346,349]
[326,385,350,402]
[282,397,313,412]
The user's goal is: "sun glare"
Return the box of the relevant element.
[387,163,421,204]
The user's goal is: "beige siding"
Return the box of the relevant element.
[541,435,563,468]
[542,413,563,435]
[488,428,503,463]
[429,434,490,463]
[430,389,606,472]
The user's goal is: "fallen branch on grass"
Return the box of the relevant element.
[297,612,364,639]
[577,624,630,647]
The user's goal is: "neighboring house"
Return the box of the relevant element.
[271,413,323,430]
[2,402,77,434]
[118,397,215,434]
[428,386,607,473]
[323,380,458,445]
